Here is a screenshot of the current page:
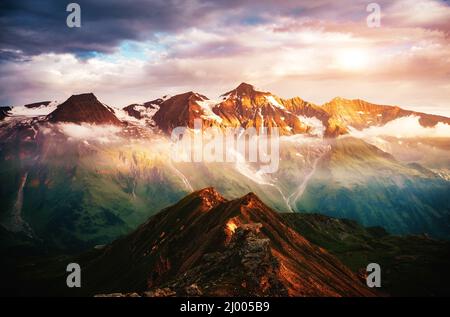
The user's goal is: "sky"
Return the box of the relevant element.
[0,0,449,116]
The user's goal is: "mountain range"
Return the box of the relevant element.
[123,82,450,137]
[0,83,449,297]
[4,82,447,136]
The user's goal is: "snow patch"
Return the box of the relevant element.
[197,99,223,123]
[298,115,325,136]
[113,107,137,122]
[258,108,264,127]
[134,104,160,125]
[265,96,285,109]
[115,104,160,126]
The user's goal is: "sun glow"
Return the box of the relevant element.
[335,49,370,71]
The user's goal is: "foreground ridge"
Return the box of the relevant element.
[82,188,376,297]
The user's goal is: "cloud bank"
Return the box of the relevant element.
[349,116,450,138]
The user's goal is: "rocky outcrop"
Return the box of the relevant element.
[144,222,288,297]
[0,107,11,120]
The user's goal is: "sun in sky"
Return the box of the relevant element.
[335,49,371,71]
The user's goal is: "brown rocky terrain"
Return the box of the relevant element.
[214,83,310,135]
[47,93,121,125]
[152,83,310,135]
[322,97,450,132]
[80,188,376,297]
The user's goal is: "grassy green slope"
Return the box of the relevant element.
[294,137,450,238]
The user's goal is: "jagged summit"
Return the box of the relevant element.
[47,93,121,125]
[187,187,227,211]
[152,91,212,132]
[237,191,264,205]
[194,187,226,201]
[237,82,254,89]
[222,82,268,98]
[329,96,347,103]
[233,82,257,93]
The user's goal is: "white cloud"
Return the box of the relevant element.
[57,123,122,143]
[348,116,450,138]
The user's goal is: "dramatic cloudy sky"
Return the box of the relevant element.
[1,0,449,116]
